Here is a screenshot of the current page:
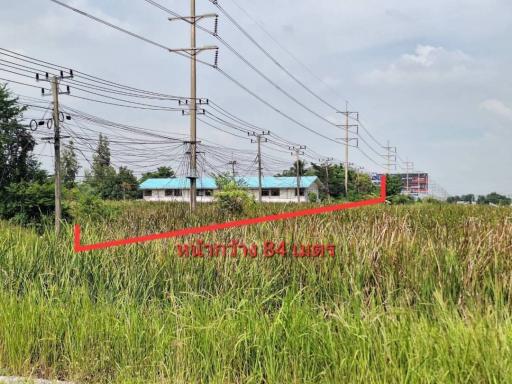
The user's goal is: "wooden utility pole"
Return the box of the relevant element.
[290,146,306,203]
[168,2,218,211]
[337,104,358,198]
[51,76,62,236]
[249,131,269,203]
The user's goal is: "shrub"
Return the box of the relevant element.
[0,181,62,226]
[214,177,253,215]
[389,194,415,205]
[422,196,443,204]
[307,192,318,203]
[70,186,119,222]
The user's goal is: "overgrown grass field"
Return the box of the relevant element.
[0,203,511,383]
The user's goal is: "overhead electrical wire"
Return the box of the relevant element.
[33,1,395,174]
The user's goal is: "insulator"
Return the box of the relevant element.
[214,50,219,68]
[36,73,40,82]
[214,16,219,36]
[29,119,38,132]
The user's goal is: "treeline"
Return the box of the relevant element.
[0,85,173,225]
[0,83,410,225]
[447,193,511,206]
[275,160,404,202]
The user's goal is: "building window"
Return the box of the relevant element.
[198,189,213,197]
[262,189,279,197]
[144,190,152,197]
[165,189,183,197]
[294,188,306,197]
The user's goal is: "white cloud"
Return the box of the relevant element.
[480,99,512,121]
[361,45,473,85]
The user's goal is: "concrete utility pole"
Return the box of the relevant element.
[38,70,72,236]
[228,159,237,178]
[319,157,334,200]
[337,104,359,198]
[189,0,198,211]
[51,77,62,236]
[403,160,414,194]
[290,146,306,203]
[249,131,270,203]
[168,1,218,211]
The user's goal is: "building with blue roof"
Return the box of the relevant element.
[139,176,321,203]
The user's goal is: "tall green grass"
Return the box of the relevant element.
[0,204,511,383]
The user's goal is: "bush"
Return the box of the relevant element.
[421,196,443,204]
[388,194,415,205]
[214,178,253,216]
[70,186,119,222]
[0,181,59,225]
[308,192,318,203]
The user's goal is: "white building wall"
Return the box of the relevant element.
[142,183,320,203]
[143,190,214,203]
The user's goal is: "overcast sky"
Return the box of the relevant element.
[1,0,511,195]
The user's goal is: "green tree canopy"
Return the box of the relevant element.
[0,84,51,223]
[61,140,80,189]
[386,174,403,197]
[0,84,45,189]
[276,160,312,177]
[140,166,175,183]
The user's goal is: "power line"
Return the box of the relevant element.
[47,0,215,68]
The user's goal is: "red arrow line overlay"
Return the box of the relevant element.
[74,176,387,252]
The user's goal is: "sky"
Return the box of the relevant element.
[1,0,511,195]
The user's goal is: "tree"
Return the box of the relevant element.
[61,140,80,189]
[309,162,349,199]
[353,172,375,196]
[0,84,44,190]
[85,136,140,200]
[477,193,511,206]
[140,166,175,183]
[116,166,140,200]
[87,134,118,199]
[0,84,52,224]
[386,174,403,197]
[94,133,111,169]
[276,160,312,177]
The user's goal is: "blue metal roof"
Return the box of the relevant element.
[139,176,319,190]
